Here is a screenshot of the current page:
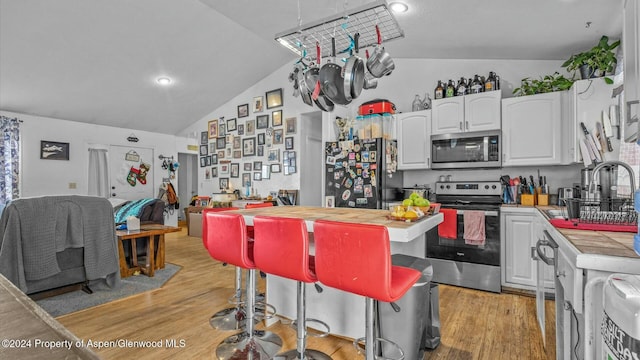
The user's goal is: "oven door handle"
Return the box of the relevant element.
[455,210,499,217]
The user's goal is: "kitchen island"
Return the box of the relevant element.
[227,206,443,339]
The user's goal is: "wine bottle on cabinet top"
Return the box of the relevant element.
[445,79,455,98]
[470,75,483,94]
[456,77,467,96]
[434,80,444,99]
[485,71,496,92]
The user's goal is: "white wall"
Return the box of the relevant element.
[0,110,193,226]
[179,57,567,198]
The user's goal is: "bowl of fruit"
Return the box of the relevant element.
[388,193,434,221]
[402,192,432,213]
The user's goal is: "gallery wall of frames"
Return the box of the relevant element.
[198,88,298,193]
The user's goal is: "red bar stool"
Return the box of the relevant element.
[204,212,282,359]
[202,207,248,331]
[313,220,421,360]
[253,215,332,360]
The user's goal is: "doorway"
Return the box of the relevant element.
[178,153,198,221]
[299,111,323,206]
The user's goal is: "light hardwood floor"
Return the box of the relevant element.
[57,227,555,359]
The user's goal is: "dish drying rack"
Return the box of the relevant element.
[562,198,638,226]
[274,0,404,60]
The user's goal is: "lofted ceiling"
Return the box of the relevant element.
[0,0,624,135]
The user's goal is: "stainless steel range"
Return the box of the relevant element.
[426,181,502,293]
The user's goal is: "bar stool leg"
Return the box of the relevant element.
[210,267,257,331]
[216,269,282,359]
[275,282,331,360]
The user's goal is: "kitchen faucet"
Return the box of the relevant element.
[589,161,636,208]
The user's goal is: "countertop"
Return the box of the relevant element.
[0,274,100,359]
[228,205,444,243]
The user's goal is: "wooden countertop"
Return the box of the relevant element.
[227,206,444,243]
[0,274,100,359]
[535,205,637,258]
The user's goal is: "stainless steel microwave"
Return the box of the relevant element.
[431,130,501,169]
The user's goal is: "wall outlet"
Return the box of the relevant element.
[68,182,77,189]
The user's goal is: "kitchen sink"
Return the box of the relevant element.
[544,209,566,219]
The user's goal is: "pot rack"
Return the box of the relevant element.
[274,0,404,60]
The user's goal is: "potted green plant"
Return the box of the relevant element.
[561,35,620,84]
[513,72,574,96]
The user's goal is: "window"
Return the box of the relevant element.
[0,116,20,205]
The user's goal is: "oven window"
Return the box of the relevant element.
[426,212,501,266]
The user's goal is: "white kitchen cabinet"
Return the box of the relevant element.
[624,0,640,142]
[397,110,431,170]
[431,91,501,135]
[563,78,618,164]
[501,208,554,290]
[502,91,568,166]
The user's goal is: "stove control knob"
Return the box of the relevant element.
[485,185,489,189]
[492,185,497,189]
[439,185,444,189]
[446,185,450,189]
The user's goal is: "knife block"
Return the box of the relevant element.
[536,187,549,206]
[521,194,537,206]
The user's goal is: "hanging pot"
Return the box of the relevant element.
[363,50,378,89]
[342,32,365,101]
[367,25,395,78]
[319,37,351,105]
[296,65,313,106]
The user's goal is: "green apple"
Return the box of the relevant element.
[402,199,413,206]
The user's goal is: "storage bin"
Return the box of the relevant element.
[382,113,396,139]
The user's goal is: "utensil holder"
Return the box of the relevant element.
[520,194,537,206]
[537,194,549,206]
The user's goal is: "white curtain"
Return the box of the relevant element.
[88,148,109,198]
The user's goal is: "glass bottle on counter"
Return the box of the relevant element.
[485,71,497,92]
[470,75,483,94]
[456,77,468,96]
[434,80,444,99]
[445,80,456,98]
[412,94,424,111]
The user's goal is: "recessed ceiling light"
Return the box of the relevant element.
[389,2,408,13]
[156,77,172,86]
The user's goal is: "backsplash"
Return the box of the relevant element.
[403,164,583,199]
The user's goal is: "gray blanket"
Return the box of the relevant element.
[0,196,121,291]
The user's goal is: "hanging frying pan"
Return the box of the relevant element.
[296,64,313,107]
[319,37,351,106]
[367,25,395,78]
[304,42,334,111]
[343,32,365,101]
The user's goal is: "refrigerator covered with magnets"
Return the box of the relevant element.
[324,138,403,209]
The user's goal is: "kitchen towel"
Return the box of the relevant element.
[464,210,486,246]
[438,208,457,239]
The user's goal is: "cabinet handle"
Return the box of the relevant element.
[531,247,538,260]
[465,121,469,130]
[557,270,566,278]
[459,122,463,130]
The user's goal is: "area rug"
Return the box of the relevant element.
[35,263,181,317]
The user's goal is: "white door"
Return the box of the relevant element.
[109,145,154,201]
[300,111,323,206]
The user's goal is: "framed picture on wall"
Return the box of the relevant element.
[211,154,218,165]
[212,167,218,178]
[257,145,264,157]
[40,141,70,160]
[257,133,265,145]
[208,120,218,139]
[219,178,229,190]
[256,115,269,129]
[227,118,237,131]
[237,124,245,135]
[285,117,297,134]
[243,137,256,157]
[266,88,283,109]
[272,110,283,126]
[230,163,239,178]
[285,136,294,150]
[246,120,255,135]
[237,104,249,118]
[216,137,226,149]
[201,131,209,144]
[252,96,264,113]
[199,144,208,156]
[244,162,252,171]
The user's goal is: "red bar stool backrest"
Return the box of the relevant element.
[313,219,421,303]
[245,202,274,209]
[245,202,273,238]
[203,212,255,270]
[253,216,316,283]
[201,207,238,249]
